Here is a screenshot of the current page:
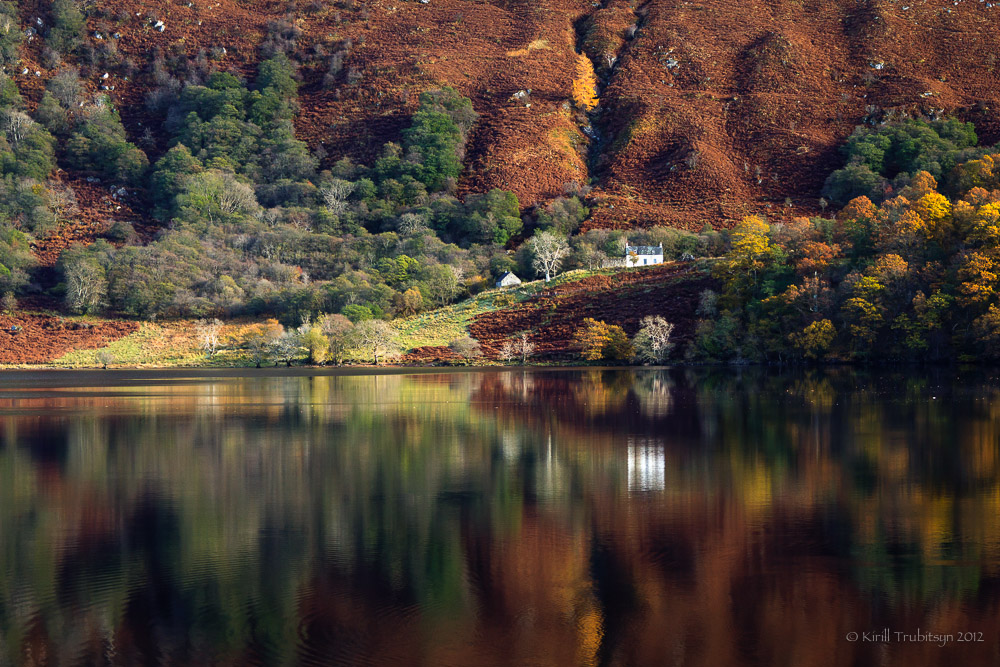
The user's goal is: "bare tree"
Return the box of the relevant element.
[186,171,259,224]
[2,111,33,148]
[320,178,354,216]
[529,231,570,282]
[196,318,224,356]
[47,66,85,107]
[48,186,78,223]
[272,329,302,366]
[633,315,675,364]
[65,259,107,314]
[352,319,399,365]
[397,212,426,235]
[1,291,16,316]
[498,340,515,363]
[449,336,482,360]
[513,332,535,363]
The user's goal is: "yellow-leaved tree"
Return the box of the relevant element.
[572,53,599,111]
[718,215,775,296]
[573,318,633,361]
[789,319,836,360]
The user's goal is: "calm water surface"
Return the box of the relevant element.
[0,368,998,666]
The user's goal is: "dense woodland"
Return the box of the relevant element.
[688,120,1000,363]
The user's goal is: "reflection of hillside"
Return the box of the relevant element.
[0,370,999,665]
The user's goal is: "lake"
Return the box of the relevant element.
[0,367,998,666]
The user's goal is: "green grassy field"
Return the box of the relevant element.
[392,269,598,350]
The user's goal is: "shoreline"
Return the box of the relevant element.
[0,364,669,386]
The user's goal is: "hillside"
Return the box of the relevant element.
[3,0,999,238]
[1,0,1000,348]
[0,263,710,366]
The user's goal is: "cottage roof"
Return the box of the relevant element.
[497,271,521,283]
[626,244,663,256]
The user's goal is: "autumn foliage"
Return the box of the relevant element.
[571,54,599,111]
[573,318,633,361]
[694,152,1000,362]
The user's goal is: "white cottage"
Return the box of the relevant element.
[625,241,664,267]
[496,271,522,288]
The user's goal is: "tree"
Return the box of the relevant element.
[449,336,482,360]
[788,319,836,360]
[573,318,634,361]
[529,230,570,282]
[273,329,302,366]
[718,215,775,296]
[196,318,224,356]
[352,319,399,365]
[572,54,599,111]
[513,332,535,363]
[0,290,14,315]
[0,2,21,66]
[96,350,115,369]
[427,264,460,306]
[64,256,108,314]
[298,320,329,364]
[175,170,260,231]
[241,319,283,367]
[321,313,355,365]
[320,178,354,216]
[395,287,423,316]
[498,340,516,363]
[956,251,997,309]
[633,315,675,363]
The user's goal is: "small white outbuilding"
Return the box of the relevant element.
[496,272,522,288]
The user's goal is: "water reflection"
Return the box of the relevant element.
[0,368,998,665]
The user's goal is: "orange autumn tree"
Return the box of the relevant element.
[572,53,599,111]
[573,318,633,361]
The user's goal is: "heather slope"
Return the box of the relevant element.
[9,0,1000,231]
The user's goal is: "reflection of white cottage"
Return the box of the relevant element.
[496,271,522,288]
[625,240,664,267]
[627,438,666,492]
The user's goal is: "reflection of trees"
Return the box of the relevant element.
[0,368,998,664]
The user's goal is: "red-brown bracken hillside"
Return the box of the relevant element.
[9,0,1000,241]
